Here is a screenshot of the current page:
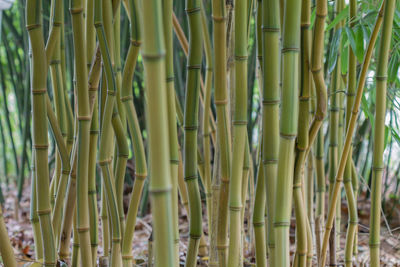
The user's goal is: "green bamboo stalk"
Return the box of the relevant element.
[274,0,301,266]
[240,139,250,263]
[26,0,56,265]
[183,0,203,265]
[370,0,395,265]
[309,0,328,156]
[120,1,148,267]
[69,0,92,263]
[95,0,124,264]
[200,1,213,252]
[140,0,175,266]
[292,0,312,264]
[211,0,232,263]
[261,0,280,265]
[253,6,266,265]
[253,161,267,267]
[318,3,386,266]
[227,0,248,265]
[59,156,77,261]
[351,159,359,257]
[0,205,17,267]
[328,11,342,261]
[315,127,324,260]
[29,151,43,260]
[343,1,358,265]
[162,0,180,264]
[86,4,99,261]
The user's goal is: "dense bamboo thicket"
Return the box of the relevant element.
[0,0,399,266]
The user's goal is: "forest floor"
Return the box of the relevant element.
[2,182,400,267]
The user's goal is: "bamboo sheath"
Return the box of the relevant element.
[140,0,175,266]
[370,0,395,265]
[319,3,386,266]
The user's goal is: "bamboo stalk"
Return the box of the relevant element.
[200,1,213,252]
[140,0,175,266]
[369,0,395,265]
[274,0,301,266]
[120,1,148,267]
[211,0,232,263]
[227,0,248,265]
[292,0,312,264]
[261,0,280,265]
[69,0,93,263]
[343,0,358,265]
[29,152,43,260]
[318,3,386,266]
[162,0,181,264]
[253,6,266,265]
[26,0,56,264]
[0,198,17,266]
[183,0,203,265]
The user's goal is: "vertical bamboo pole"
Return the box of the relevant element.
[29,152,43,260]
[162,0,180,264]
[227,0,248,265]
[343,1,358,266]
[120,1,148,267]
[95,0,124,265]
[261,0,280,265]
[140,0,175,266]
[70,0,92,262]
[318,3,386,265]
[211,0,232,263]
[274,0,301,266]
[253,5,266,265]
[26,0,56,265]
[184,0,203,265]
[200,1,213,249]
[369,0,395,265]
[292,0,312,264]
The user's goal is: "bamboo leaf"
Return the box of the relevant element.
[326,5,349,31]
[310,8,316,29]
[361,94,374,129]
[391,128,400,145]
[384,125,390,149]
[388,51,400,82]
[355,26,365,62]
[328,28,342,74]
[344,26,360,61]
[341,45,348,74]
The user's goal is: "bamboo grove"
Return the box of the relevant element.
[0,0,399,266]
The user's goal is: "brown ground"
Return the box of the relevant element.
[2,183,400,266]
